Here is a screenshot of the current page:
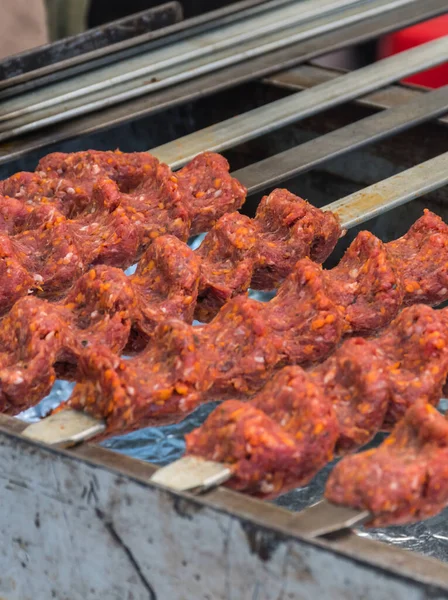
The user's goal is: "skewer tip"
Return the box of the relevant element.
[293,499,370,538]
[21,409,106,447]
[150,456,232,493]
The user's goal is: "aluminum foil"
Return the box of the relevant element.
[15,249,448,564]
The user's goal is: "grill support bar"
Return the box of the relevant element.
[152,35,448,168]
[0,0,445,166]
[0,0,417,138]
[1,414,448,599]
[233,84,448,196]
[327,151,448,229]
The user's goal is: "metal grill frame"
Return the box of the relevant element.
[1,411,448,599]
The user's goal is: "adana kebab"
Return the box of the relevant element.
[0,186,342,413]
[183,304,448,494]
[47,210,448,438]
[3,205,446,417]
[155,304,448,529]
[0,150,246,314]
[326,402,448,528]
[22,152,448,445]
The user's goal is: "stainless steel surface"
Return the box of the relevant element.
[327,151,448,228]
[0,0,415,140]
[1,0,444,165]
[0,2,182,87]
[3,413,448,599]
[0,0,363,121]
[21,388,448,564]
[292,499,370,537]
[264,62,448,123]
[151,456,232,492]
[153,35,448,168]
[235,85,448,194]
[0,0,283,96]
[22,409,105,447]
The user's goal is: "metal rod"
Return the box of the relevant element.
[0,0,444,166]
[0,0,366,122]
[0,0,425,141]
[152,35,448,168]
[327,151,448,229]
[0,0,292,96]
[263,62,448,124]
[233,85,448,195]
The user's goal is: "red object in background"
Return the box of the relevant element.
[378,15,448,89]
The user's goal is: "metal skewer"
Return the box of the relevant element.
[0,0,363,123]
[23,410,106,447]
[152,34,448,169]
[150,460,370,537]
[1,0,444,164]
[0,0,295,96]
[0,0,422,141]
[235,84,448,196]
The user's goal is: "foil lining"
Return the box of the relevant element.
[15,250,448,563]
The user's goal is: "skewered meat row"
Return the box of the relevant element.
[0,168,445,421]
[58,209,448,437]
[2,144,443,329]
[0,151,246,315]
[0,150,159,230]
[0,177,341,321]
[0,185,344,413]
[184,304,448,527]
[0,150,245,237]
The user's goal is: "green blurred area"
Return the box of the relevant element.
[45,0,90,40]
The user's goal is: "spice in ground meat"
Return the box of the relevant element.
[324,230,403,334]
[175,152,247,236]
[185,367,338,499]
[8,208,448,427]
[58,219,448,437]
[311,337,390,454]
[252,188,341,289]
[376,304,448,428]
[196,208,448,323]
[60,258,343,435]
[195,189,342,322]
[386,209,448,307]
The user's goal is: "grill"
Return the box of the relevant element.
[1,1,448,598]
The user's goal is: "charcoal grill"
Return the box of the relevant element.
[1,1,448,598]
